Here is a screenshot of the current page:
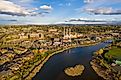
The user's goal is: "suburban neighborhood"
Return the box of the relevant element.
[0,25,120,80]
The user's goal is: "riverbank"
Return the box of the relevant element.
[25,42,100,80]
[25,46,78,80]
[90,47,121,80]
[90,58,120,80]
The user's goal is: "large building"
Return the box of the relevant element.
[63,27,71,42]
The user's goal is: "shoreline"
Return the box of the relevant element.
[90,61,108,80]
[90,47,121,80]
[25,42,100,80]
[64,64,85,77]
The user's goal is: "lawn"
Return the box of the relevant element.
[104,46,121,61]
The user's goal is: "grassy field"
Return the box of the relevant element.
[105,46,121,61]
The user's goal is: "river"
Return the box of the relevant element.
[33,41,111,80]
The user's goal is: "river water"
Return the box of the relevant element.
[33,41,111,80]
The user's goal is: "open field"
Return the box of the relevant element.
[105,46,121,61]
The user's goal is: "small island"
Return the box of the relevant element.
[64,64,85,77]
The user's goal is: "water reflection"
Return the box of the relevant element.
[33,42,111,80]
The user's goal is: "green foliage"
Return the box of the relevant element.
[105,46,121,61]
[9,75,19,80]
[98,49,104,55]
[42,52,48,57]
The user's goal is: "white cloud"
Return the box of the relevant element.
[0,0,30,16]
[84,7,121,15]
[20,0,33,3]
[11,0,35,3]
[82,0,121,15]
[40,5,52,10]
[84,0,94,3]
[0,0,51,16]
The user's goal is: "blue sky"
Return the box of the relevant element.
[0,0,121,24]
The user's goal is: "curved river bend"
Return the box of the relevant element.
[33,41,111,80]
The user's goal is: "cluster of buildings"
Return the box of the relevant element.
[0,26,121,79]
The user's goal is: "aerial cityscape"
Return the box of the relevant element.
[0,0,121,80]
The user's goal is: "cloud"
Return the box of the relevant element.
[8,19,17,22]
[9,0,36,3]
[0,0,52,16]
[66,18,108,22]
[84,0,121,4]
[0,19,17,22]
[40,5,52,10]
[82,0,121,15]
[84,7,121,15]
[84,0,94,3]
[65,17,121,25]
[19,0,34,3]
[0,0,31,16]
[64,18,121,25]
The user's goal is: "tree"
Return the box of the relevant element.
[97,49,104,55]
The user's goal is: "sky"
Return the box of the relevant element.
[0,0,121,24]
